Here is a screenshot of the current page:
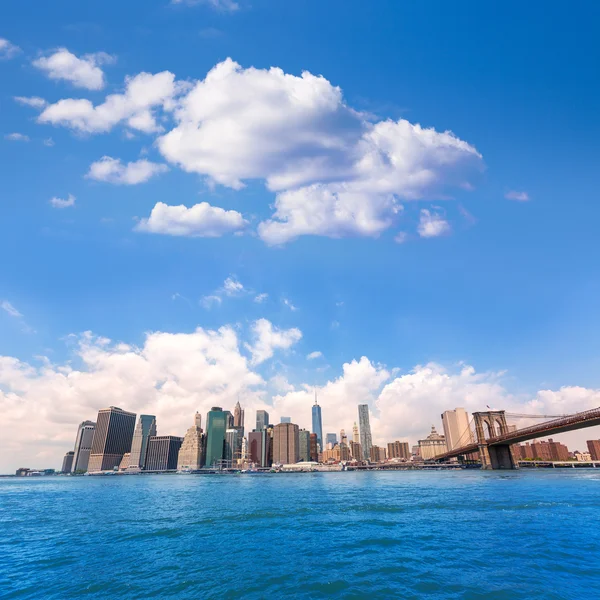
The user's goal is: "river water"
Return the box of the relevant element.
[1,470,599,599]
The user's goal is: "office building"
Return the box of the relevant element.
[370,446,386,462]
[273,422,299,464]
[71,420,96,473]
[61,451,74,473]
[352,422,360,444]
[88,407,136,472]
[248,430,263,465]
[205,407,232,467]
[145,436,183,471]
[358,404,373,461]
[177,413,206,471]
[574,451,592,461]
[298,429,311,462]
[516,439,569,461]
[225,428,242,466]
[128,414,157,470]
[309,433,318,462]
[587,439,600,460]
[262,426,274,467]
[441,408,473,450]
[340,429,348,445]
[418,426,447,460]
[350,441,362,460]
[387,441,410,460]
[280,417,291,424]
[312,396,323,451]
[119,453,130,470]
[233,401,245,437]
[325,433,337,449]
[256,410,269,431]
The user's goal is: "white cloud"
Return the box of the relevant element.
[246,318,302,365]
[136,202,246,237]
[307,351,323,360]
[50,194,76,209]
[0,38,20,60]
[199,276,250,308]
[33,48,114,90]
[254,293,268,303]
[223,277,244,296]
[200,295,222,309]
[394,231,408,244]
[4,133,29,142]
[14,96,48,109]
[43,138,55,147]
[1,301,23,318]
[505,190,530,202]
[38,71,183,134]
[172,0,239,11]
[86,156,168,185]
[417,209,450,238]
[283,298,298,312]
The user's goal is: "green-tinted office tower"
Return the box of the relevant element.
[205,407,232,467]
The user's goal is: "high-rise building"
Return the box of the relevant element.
[71,420,96,473]
[326,433,337,448]
[145,436,183,471]
[441,408,473,451]
[418,426,447,459]
[387,441,410,460]
[298,429,311,462]
[205,407,232,467]
[248,430,263,465]
[350,441,362,460]
[262,426,274,467]
[225,428,241,466]
[88,407,136,472]
[587,439,600,460]
[273,422,299,464]
[352,422,360,444]
[256,410,269,431]
[340,429,348,445]
[61,451,74,473]
[370,446,386,462]
[234,401,245,437]
[128,414,157,470]
[309,433,318,462]
[280,417,291,424]
[177,413,205,471]
[311,396,323,451]
[516,439,569,461]
[119,453,131,471]
[358,404,373,461]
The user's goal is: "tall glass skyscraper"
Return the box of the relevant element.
[71,420,96,473]
[358,404,373,461]
[128,414,157,470]
[256,410,269,431]
[205,407,232,467]
[311,396,323,451]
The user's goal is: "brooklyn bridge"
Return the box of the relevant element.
[434,407,600,469]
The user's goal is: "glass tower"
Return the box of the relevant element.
[128,414,157,470]
[205,407,232,467]
[311,396,323,451]
[256,410,269,431]
[358,404,373,461]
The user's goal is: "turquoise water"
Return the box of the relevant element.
[1,470,600,599]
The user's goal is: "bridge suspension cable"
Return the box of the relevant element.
[504,413,571,419]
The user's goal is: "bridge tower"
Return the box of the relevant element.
[472,411,518,469]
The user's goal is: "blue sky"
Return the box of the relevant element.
[1,1,600,470]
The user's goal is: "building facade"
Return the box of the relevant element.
[88,407,137,472]
[352,422,360,443]
[325,433,337,449]
[177,413,205,471]
[71,420,96,473]
[358,404,373,461]
[312,399,323,452]
[298,429,311,462]
[350,441,363,461]
[233,401,245,437]
[248,430,263,465]
[387,441,410,460]
[418,426,447,460]
[273,422,299,465]
[224,428,241,466]
[441,408,473,450]
[128,414,157,470]
[516,439,569,461]
[205,407,232,468]
[256,410,269,431]
[587,439,600,460]
[145,436,183,471]
[61,451,74,473]
[309,433,318,462]
[370,446,386,462]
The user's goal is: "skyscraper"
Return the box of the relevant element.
[88,407,136,472]
[177,413,205,471]
[145,436,183,471]
[298,429,311,462]
[340,429,348,445]
[225,428,241,466]
[233,401,245,437]
[61,451,74,473]
[128,414,157,470]
[71,420,96,473]
[441,408,473,450]
[273,422,299,464]
[326,433,337,448]
[352,422,360,443]
[309,433,318,462]
[587,439,600,460]
[205,407,232,468]
[262,426,274,467]
[248,430,263,465]
[358,404,373,461]
[256,410,269,431]
[311,395,323,451]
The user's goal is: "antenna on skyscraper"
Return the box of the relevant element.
[314,387,317,405]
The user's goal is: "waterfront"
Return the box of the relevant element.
[2,471,600,599]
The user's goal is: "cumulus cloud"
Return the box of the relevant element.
[14,96,48,109]
[49,194,76,209]
[417,209,450,238]
[223,277,244,296]
[4,133,29,142]
[136,201,247,237]
[307,351,323,360]
[0,38,21,60]
[38,71,183,134]
[246,318,302,365]
[505,190,530,202]
[86,156,168,184]
[33,48,114,90]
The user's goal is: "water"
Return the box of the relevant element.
[1,470,600,599]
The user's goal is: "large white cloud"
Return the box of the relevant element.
[246,318,302,365]
[136,202,247,237]
[0,38,21,60]
[86,156,168,184]
[33,48,114,90]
